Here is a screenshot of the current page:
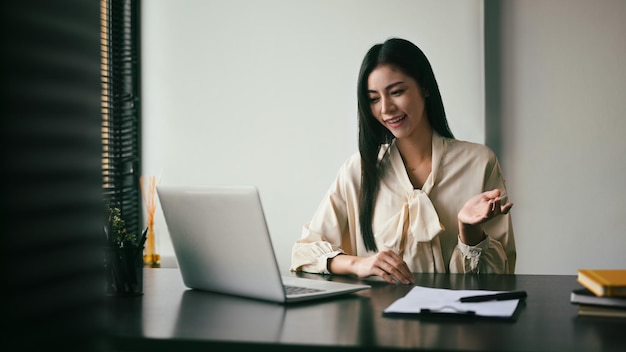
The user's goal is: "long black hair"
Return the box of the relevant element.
[357,37,454,252]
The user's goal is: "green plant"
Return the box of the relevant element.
[103,205,147,296]
[105,206,146,249]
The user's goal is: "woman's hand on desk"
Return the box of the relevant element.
[329,250,415,285]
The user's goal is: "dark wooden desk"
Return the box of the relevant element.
[107,268,625,351]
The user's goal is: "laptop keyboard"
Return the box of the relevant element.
[284,285,325,295]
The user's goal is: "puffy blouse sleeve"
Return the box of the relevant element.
[450,155,516,274]
[290,155,361,274]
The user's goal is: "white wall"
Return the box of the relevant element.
[498,0,626,274]
[141,0,486,270]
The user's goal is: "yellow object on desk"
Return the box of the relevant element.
[577,269,626,297]
[141,175,161,267]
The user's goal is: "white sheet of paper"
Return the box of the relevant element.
[383,285,520,318]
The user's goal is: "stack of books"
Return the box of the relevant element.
[571,269,626,318]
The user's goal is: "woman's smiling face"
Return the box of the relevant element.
[367,64,430,140]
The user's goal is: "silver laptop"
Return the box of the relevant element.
[157,185,370,303]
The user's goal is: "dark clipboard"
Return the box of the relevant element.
[382,286,525,321]
[383,303,525,321]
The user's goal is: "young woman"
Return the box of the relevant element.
[291,38,515,284]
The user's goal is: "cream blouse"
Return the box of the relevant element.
[290,133,516,274]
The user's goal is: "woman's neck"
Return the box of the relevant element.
[396,128,433,189]
[396,128,433,165]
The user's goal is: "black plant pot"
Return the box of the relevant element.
[104,246,144,296]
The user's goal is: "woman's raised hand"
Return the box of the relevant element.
[458,189,513,226]
[457,189,513,245]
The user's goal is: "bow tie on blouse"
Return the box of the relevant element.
[384,139,445,243]
[403,189,444,242]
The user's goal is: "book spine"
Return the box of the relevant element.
[606,286,626,297]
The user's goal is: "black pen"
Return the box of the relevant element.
[459,290,527,303]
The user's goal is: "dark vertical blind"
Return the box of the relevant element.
[101,0,142,236]
[1,0,107,350]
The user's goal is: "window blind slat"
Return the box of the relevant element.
[101,0,142,236]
